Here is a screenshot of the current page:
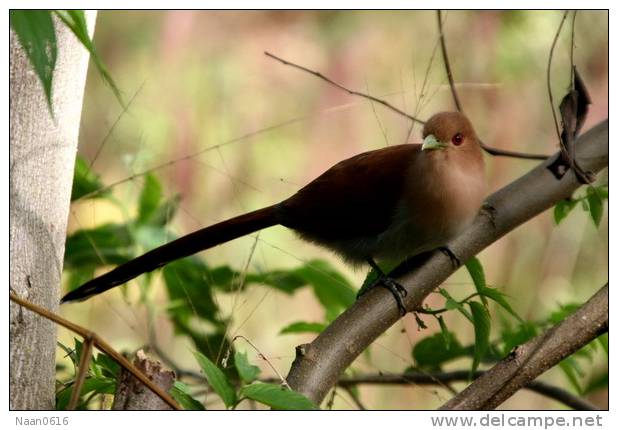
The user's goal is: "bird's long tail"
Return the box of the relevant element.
[60,205,279,303]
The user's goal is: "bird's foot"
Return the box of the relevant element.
[481,202,497,228]
[359,259,408,316]
[438,246,461,269]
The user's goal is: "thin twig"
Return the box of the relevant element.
[67,336,94,410]
[437,10,462,112]
[547,11,570,158]
[265,51,549,160]
[9,293,180,410]
[264,51,425,125]
[230,335,291,389]
[89,81,145,169]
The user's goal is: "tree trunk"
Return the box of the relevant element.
[10,11,97,410]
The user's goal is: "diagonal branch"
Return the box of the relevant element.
[9,292,180,410]
[440,284,608,410]
[285,119,607,406]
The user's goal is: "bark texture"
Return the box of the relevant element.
[9,12,96,410]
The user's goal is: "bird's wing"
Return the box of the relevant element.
[276,144,419,240]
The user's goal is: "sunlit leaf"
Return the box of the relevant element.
[439,288,473,322]
[56,377,116,410]
[53,10,125,107]
[71,156,107,201]
[10,10,57,115]
[192,351,236,409]
[239,383,317,410]
[137,173,162,224]
[169,381,205,410]
[478,286,522,322]
[553,199,577,224]
[234,351,261,383]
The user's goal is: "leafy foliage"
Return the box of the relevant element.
[239,383,317,410]
[169,381,205,410]
[10,10,57,114]
[193,351,237,408]
[10,10,124,116]
[554,185,608,227]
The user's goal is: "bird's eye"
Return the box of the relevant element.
[452,133,464,146]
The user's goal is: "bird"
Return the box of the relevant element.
[61,111,486,314]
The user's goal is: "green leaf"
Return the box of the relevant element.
[137,174,162,224]
[163,258,220,324]
[10,10,57,115]
[597,333,608,356]
[192,350,236,408]
[465,257,487,306]
[439,288,473,322]
[478,286,522,322]
[234,351,261,383]
[586,186,604,227]
[549,303,580,325]
[469,301,491,373]
[56,377,116,410]
[294,260,355,321]
[53,10,125,108]
[584,371,608,394]
[279,321,326,335]
[64,223,135,270]
[93,352,120,379]
[500,321,537,355]
[169,381,205,410]
[239,383,317,410]
[412,331,466,369]
[553,199,577,224]
[71,156,108,201]
[559,357,583,394]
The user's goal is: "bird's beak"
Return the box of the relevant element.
[421,134,447,151]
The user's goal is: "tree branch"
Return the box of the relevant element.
[336,370,599,411]
[285,119,608,405]
[440,284,608,410]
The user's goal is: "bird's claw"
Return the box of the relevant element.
[358,275,408,316]
[438,246,461,268]
[377,276,408,316]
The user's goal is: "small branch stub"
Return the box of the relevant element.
[113,350,176,410]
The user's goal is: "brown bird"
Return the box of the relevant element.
[61,111,486,314]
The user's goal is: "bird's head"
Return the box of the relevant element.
[421,111,479,153]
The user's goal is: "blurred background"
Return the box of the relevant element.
[61,10,608,409]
